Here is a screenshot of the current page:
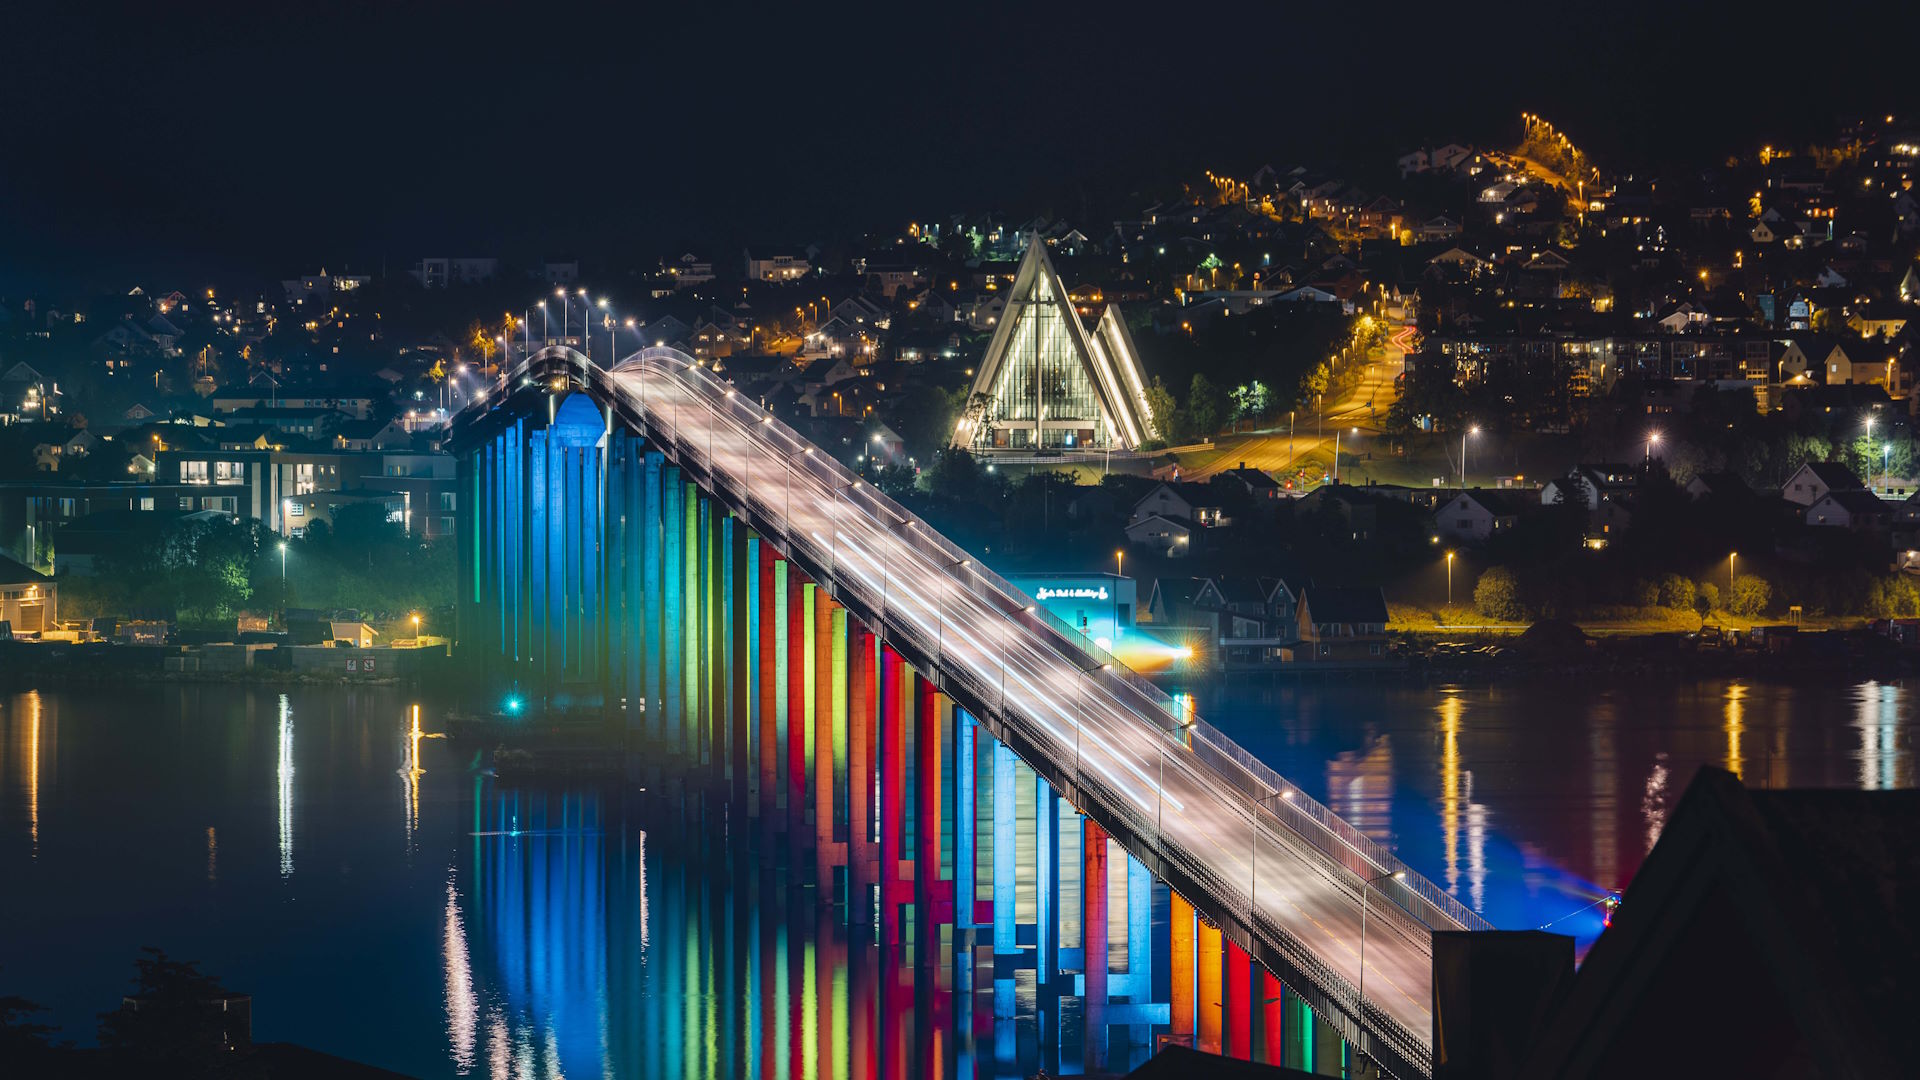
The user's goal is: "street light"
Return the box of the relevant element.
[279,541,288,581]
[1461,425,1479,489]
[1728,552,1737,598]
[411,613,421,638]
[1359,869,1406,1012]
[1645,430,1661,464]
[1114,549,1125,578]
[1446,551,1456,607]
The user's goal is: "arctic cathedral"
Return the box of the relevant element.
[952,238,1157,452]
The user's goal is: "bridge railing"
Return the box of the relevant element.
[611,352,1470,900]
[531,346,1468,1073]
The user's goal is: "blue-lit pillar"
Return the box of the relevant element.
[642,453,664,740]
[661,466,683,746]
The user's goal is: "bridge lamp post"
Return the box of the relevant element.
[557,288,570,344]
[537,300,547,345]
[1359,869,1405,1015]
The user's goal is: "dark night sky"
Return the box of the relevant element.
[2,1,1914,292]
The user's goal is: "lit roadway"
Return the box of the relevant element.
[589,347,1475,1075]
[1172,320,1413,482]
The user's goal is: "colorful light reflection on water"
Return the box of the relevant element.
[0,679,1914,1075]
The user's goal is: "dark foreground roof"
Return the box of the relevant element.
[1522,768,1920,1076]
[1300,586,1389,625]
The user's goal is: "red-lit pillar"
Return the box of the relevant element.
[1261,967,1285,1064]
[1225,938,1252,1060]
[848,620,876,908]
[786,569,808,844]
[815,591,841,889]
[916,677,953,929]
[879,646,908,943]
[1083,819,1111,1072]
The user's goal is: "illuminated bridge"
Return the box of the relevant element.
[449,345,1490,1078]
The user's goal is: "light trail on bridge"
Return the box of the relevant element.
[568,347,1489,1075]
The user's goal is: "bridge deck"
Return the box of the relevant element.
[490,347,1490,1078]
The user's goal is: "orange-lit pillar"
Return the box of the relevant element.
[1083,819,1111,1072]
[1225,938,1253,1060]
[1170,892,1196,1039]
[1197,919,1223,1055]
[815,591,840,886]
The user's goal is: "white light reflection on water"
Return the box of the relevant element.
[444,877,479,1073]
[277,693,293,878]
[402,705,424,852]
[1856,681,1908,790]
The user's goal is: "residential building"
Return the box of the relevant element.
[1130,483,1229,528]
[1805,489,1892,530]
[1435,489,1529,543]
[0,555,54,633]
[744,248,812,282]
[1542,464,1639,511]
[1125,513,1192,557]
[1286,586,1391,662]
[1782,462,1865,507]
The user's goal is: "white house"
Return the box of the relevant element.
[744,248,812,282]
[1125,513,1192,557]
[1434,490,1527,542]
[1542,464,1638,510]
[1805,489,1892,530]
[1782,462,1865,507]
[1130,483,1229,528]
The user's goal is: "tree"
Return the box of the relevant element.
[0,992,64,1068]
[1729,574,1772,617]
[1229,380,1271,430]
[1474,567,1527,621]
[1658,574,1696,611]
[1142,377,1178,446]
[959,391,997,449]
[873,462,918,500]
[1698,581,1720,612]
[97,949,234,1071]
[925,447,985,504]
[1187,373,1225,438]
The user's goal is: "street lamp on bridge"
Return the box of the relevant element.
[1359,869,1406,1015]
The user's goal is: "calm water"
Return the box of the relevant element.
[1,678,1914,1076]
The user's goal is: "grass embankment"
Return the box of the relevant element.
[1389,603,1857,637]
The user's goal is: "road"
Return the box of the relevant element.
[1172,321,1413,482]
[599,346,1470,1073]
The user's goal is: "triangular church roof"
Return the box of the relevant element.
[954,235,1156,449]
